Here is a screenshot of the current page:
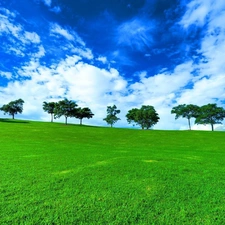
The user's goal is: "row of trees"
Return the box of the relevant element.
[43,99,94,125]
[103,105,160,129]
[102,104,225,131]
[1,99,225,131]
[171,103,225,131]
[0,98,94,125]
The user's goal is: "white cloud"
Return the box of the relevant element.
[33,45,46,58]
[50,23,86,49]
[50,6,61,14]
[50,23,74,41]
[24,31,41,44]
[117,18,154,51]
[71,47,93,60]
[0,55,128,126]
[96,56,107,64]
[130,62,193,100]
[176,0,225,106]
[0,71,12,79]
[0,13,22,37]
[0,12,41,45]
[0,7,16,18]
[180,0,225,28]
[0,8,42,59]
[180,0,211,28]
[7,46,25,57]
[42,0,51,7]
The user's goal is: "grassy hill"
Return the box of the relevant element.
[1,119,225,224]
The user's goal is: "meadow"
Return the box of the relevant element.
[1,119,225,224]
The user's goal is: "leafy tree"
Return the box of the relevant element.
[195,103,225,131]
[75,107,94,125]
[54,99,78,125]
[43,101,56,122]
[103,105,120,127]
[126,105,160,129]
[171,104,200,130]
[0,98,25,119]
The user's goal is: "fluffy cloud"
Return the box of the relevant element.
[179,0,211,28]
[0,54,128,125]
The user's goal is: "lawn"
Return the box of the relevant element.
[1,119,225,224]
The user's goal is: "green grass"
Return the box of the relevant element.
[1,119,225,224]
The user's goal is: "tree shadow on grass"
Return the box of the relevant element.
[0,118,29,123]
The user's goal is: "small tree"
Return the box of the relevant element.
[54,99,78,125]
[43,101,56,122]
[75,107,94,125]
[103,105,120,127]
[171,104,200,130]
[0,98,25,119]
[126,105,160,129]
[195,103,225,131]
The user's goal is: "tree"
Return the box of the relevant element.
[126,105,160,129]
[171,104,200,130]
[54,99,78,125]
[103,105,120,127]
[43,101,56,122]
[195,103,225,131]
[75,107,94,125]
[0,98,25,119]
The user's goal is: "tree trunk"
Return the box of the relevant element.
[12,114,15,119]
[51,114,53,122]
[80,119,82,125]
[188,118,191,130]
[211,123,214,131]
[65,116,68,125]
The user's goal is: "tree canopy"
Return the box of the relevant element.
[43,101,56,122]
[54,99,78,125]
[171,104,200,130]
[103,105,120,127]
[195,103,225,131]
[0,98,25,119]
[75,107,94,125]
[126,105,160,129]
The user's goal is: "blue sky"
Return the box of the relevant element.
[1,0,225,130]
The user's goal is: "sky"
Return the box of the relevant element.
[0,0,225,130]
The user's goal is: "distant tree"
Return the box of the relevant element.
[171,104,200,130]
[75,107,94,125]
[103,105,120,127]
[126,105,160,129]
[0,98,25,119]
[195,103,225,131]
[54,99,78,125]
[43,101,56,122]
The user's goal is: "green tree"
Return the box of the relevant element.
[171,104,200,130]
[54,99,78,125]
[43,101,56,122]
[195,103,225,131]
[103,105,120,127]
[0,98,25,119]
[75,107,94,125]
[126,105,160,129]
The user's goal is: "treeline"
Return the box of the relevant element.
[1,99,225,131]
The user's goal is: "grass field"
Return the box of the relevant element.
[1,119,225,224]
